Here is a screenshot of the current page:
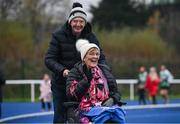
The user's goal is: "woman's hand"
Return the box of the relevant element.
[83,64,92,82]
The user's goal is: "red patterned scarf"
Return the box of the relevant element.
[80,66,109,111]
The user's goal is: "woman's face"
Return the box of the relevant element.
[150,67,156,73]
[84,48,100,69]
[43,74,50,82]
[70,17,86,35]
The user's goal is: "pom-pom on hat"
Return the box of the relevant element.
[68,2,87,23]
[76,39,99,60]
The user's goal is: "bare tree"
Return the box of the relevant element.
[21,0,71,44]
[0,0,22,20]
[0,0,71,43]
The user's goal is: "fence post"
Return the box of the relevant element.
[31,83,35,102]
[130,83,134,100]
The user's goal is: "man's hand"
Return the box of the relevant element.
[63,69,70,77]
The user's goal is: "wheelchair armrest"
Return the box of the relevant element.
[63,101,79,108]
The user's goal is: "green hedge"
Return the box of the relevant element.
[94,27,179,78]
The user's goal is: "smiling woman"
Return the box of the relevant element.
[65,39,125,123]
[76,39,100,68]
[84,47,100,69]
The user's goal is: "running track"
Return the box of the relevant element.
[1,99,180,123]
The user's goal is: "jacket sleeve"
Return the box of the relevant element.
[66,68,90,101]
[44,33,66,75]
[99,64,121,103]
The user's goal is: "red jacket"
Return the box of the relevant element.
[145,74,160,96]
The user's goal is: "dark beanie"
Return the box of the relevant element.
[68,2,87,23]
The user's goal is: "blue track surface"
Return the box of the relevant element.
[6,115,53,123]
[126,107,180,123]
[1,99,180,123]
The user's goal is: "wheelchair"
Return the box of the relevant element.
[63,101,126,123]
[63,101,80,123]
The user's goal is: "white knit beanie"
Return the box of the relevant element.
[68,2,87,23]
[76,39,100,60]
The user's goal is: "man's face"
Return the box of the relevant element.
[83,48,100,69]
[70,17,86,35]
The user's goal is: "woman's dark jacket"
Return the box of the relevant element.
[66,62,121,103]
[45,21,106,88]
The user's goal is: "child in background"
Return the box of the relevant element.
[39,74,52,111]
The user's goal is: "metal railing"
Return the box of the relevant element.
[6,79,180,102]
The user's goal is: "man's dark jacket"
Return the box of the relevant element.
[0,69,5,102]
[0,70,5,86]
[45,22,106,88]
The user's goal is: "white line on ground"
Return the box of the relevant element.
[123,103,180,110]
[1,103,180,123]
[0,111,54,123]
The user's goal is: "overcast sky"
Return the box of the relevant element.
[71,0,101,10]
[70,0,153,21]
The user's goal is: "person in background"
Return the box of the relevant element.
[44,2,107,123]
[0,69,5,118]
[66,39,125,123]
[137,66,147,105]
[39,74,52,111]
[145,66,160,104]
[159,65,173,104]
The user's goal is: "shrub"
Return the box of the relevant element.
[94,27,178,78]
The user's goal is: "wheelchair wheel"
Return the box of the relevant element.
[66,107,80,123]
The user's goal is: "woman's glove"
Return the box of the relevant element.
[102,97,114,107]
[83,65,92,82]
